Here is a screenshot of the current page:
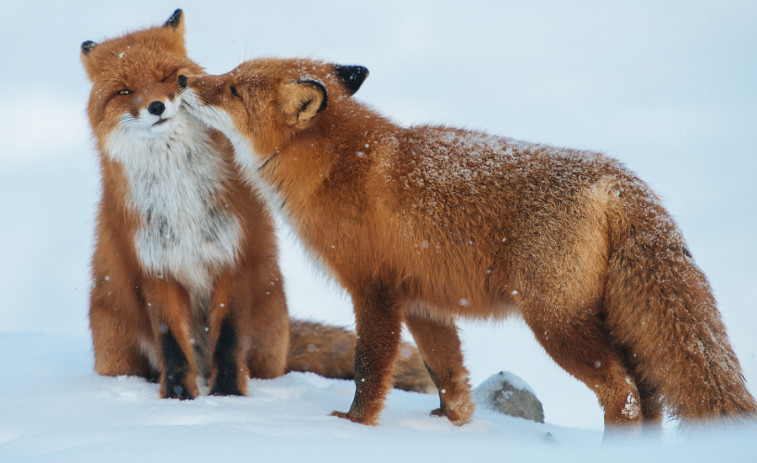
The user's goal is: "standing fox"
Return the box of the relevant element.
[180,58,757,429]
[81,10,433,400]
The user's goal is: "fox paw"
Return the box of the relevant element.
[430,402,474,426]
[209,373,245,396]
[162,383,197,400]
[330,410,378,426]
[161,373,198,400]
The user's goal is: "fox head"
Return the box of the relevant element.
[179,58,368,157]
[81,9,203,142]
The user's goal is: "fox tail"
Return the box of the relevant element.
[287,319,436,394]
[604,176,756,422]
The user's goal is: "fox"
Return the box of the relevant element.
[179,57,757,430]
[80,10,434,400]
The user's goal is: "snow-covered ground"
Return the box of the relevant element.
[3,333,757,462]
[1,1,756,460]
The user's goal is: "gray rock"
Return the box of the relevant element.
[473,371,545,423]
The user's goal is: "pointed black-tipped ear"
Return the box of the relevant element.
[333,64,368,96]
[164,9,183,29]
[81,41,97,56]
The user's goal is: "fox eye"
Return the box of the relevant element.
[118,89,132,96]
[230,86,241,98]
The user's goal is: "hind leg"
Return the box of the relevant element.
[242,262,288,380]
[90,288,155,379]
[618,346,663,427]
[637,379,663,428]
[90,259,155,379]
[520,302,643,430]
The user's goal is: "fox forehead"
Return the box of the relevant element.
[86,32,196,86]
[98,52,189,84]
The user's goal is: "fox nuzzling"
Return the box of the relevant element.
[80,10,434,400]
[180,57,756,430]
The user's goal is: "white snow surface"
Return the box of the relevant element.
[2,333,756,462]
[1,0,757,461]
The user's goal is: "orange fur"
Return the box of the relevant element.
[82,11,433,399]
[181,57,757,429]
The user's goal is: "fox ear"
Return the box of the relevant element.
[164,9,184,30]
[333,64,368,96]
[280,80,328,129]
[80,41,100,80]
[81,41,97,56]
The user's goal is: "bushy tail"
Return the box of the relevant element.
[604,179,756,422]
[286,319,436,394]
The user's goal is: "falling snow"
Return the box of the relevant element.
[2,0,756,461]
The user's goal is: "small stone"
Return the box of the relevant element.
[473,371,544,423]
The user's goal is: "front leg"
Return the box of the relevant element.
[405,312,474,425]
[142,277,198,400]
[331,282,404,425]
[207,271,250,397]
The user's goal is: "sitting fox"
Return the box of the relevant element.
[80,10,433,400]
[179,57,756,430]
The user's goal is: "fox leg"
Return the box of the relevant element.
[617,346,663,427]
[89,247,155,379]
[207,313,248,396]
[404,313,474,425]
[142,278,198,400]
[520,303,643,430]
[207,271,249,396]
[243,263,289,380]
[207,263,288,396]
[331,282,404,425]
[90,279,155,379]
[637,379,663,427]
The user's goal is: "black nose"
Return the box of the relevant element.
[178,75,188,88]
[147,101,165,116]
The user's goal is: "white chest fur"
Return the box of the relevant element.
[105,112,243,296]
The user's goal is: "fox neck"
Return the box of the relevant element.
[226,105,398,291]
[244,106,394,230]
